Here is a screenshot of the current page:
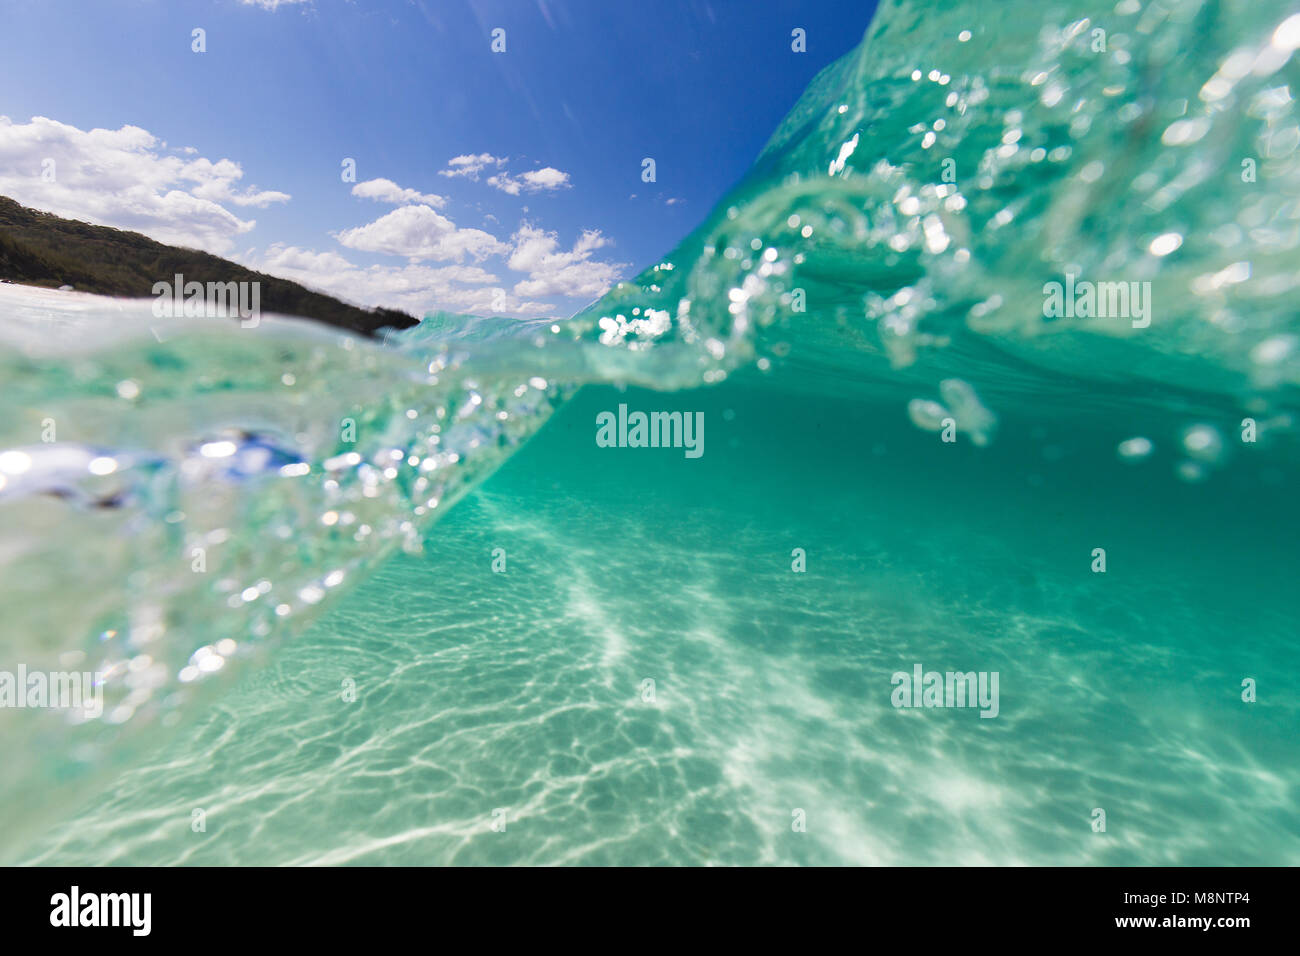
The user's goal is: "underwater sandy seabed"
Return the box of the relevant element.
[18,374,1298,866]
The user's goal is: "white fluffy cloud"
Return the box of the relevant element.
[440,154,570,195]
[487,166,571,196]
[253,243,553,316]
[0,115,623,314]
[508,225,624,299]
[351,178,445,207]
[0,115,289,254]
[256,220,625,317]
[335,205,508,262]
[438,153,506,180]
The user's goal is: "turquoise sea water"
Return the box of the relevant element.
[3,0,1300,864]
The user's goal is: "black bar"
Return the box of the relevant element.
[0,866,1282,942]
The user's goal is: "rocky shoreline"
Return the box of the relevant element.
[0,196,418,338]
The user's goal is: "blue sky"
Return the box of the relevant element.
[0,0,877,317]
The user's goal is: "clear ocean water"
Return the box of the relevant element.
[2,0,1298,865]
